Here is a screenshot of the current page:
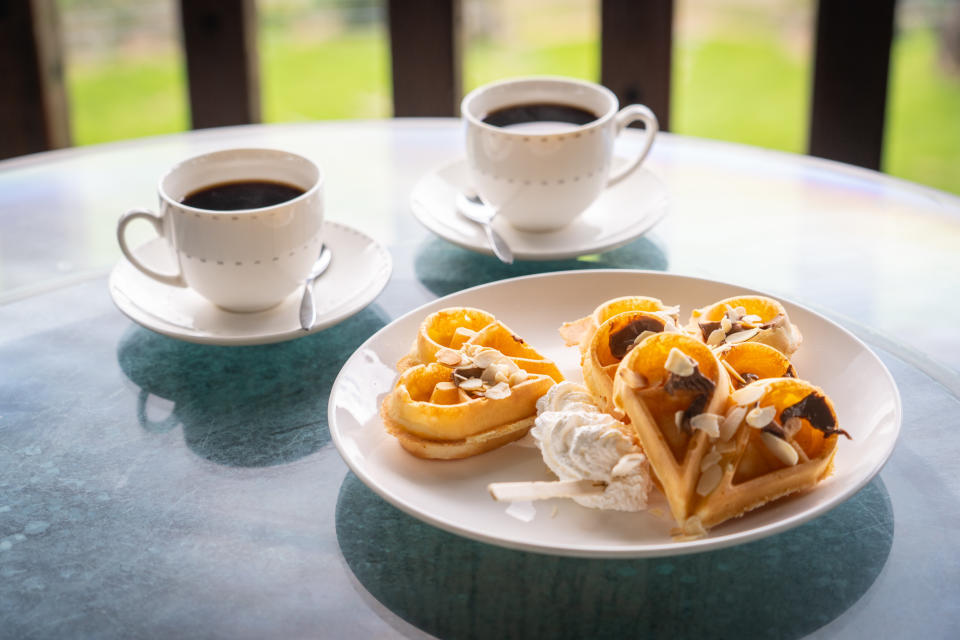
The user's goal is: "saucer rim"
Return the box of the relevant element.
[409,156,669,261]
[108,220,392,345]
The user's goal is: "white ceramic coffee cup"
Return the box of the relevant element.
[461,76,658,232]
[116,148,324,313]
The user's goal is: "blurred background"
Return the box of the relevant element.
[55,0,960,194]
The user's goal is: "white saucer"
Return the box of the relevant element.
[109,221,392,345]
[409,158,668,261]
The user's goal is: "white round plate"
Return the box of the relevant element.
[409,158,668,261]
[109,221,392,345]
[328,270,901,558]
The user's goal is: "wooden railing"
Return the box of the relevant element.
[1,0,896,170]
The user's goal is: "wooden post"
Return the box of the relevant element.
[0,0,70,159]
[388,0,462,117]
[808,0,896,170]
[179,0,260,129]
[601,0,673,131]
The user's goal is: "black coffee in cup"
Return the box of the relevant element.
[482,102,598,129]
[181,180,305,211]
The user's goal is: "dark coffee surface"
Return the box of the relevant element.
[181,180,305,211]
[482,102,598,128]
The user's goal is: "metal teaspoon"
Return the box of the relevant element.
[298,244,333,331]
[456,191,514,264]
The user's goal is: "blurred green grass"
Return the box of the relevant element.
[66,25,959,194]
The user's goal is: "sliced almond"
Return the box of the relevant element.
[508,370,528,386]
[706,328,726,347]
[696,464,723,496]
[700,449,723,472]
[720,316,732,333]
[746,405,776,429]
[619,368,648,389]
[715,439,738,454]
[760,431,799,466]
[484,381,511,399]
[435,348,463,366]
[690,413,720,438]
[721,360,747,386]
[782,416,803,439]
[664,347,695,377]
[720,405,747,441]
[724,328,760,344]
[633,330,658,346]
[742,314,763,325]
[459,377,483,391]
[731,383,766,406]
[454,326,477,340]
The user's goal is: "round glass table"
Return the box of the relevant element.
[1,120,958,638]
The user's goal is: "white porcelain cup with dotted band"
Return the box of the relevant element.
[461,76,658,232]
[116,148,324,313]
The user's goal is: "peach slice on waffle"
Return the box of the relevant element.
[681,377,850,537]
[382,345,556,460]
[612,333,731,527]
[715,341,798,390]
[689,295,802,356]
[558,296,680,354]
[582,310,671,412]
[467,320,565,383]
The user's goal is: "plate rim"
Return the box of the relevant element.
[328,269,903,558]
[108,220,393,346]
[409,157,669,261]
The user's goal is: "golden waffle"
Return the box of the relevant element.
[611,333,731,526]
[467,320,565,383]
[689,295,802,356]
[397,307,496,371]
[682,377,848,536]
[715,341,798,390]
[559,296,679,354]
[382,346,556,460]
[582,310,670,412]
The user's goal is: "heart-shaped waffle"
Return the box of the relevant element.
[559,296,679,354]
[715,341,798,390]
[582,310,671,412]
[397,307,496,371]
[688,295,802,356]
[382,345,556,460]
[612,332,731,526]
[682,377,848,536]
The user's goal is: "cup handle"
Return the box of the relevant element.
[606,104,659,187]
[116,208,185,287]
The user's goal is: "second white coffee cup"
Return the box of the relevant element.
[117,148,324,313]
[461,76,658,232]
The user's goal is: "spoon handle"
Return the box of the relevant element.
[484,223,514,264]
[299,283,316,331]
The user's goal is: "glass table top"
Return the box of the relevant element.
[1,120,958,638]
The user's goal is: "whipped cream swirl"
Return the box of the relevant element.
[531,382,651,511]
